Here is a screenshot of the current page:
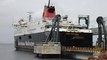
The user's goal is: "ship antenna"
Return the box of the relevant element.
[48,0,50,7]
[27,12,32,22]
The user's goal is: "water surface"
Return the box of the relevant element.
[0,44,71,60]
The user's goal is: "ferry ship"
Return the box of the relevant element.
[13,0,93,59]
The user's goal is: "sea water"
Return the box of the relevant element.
[0,35,98,60]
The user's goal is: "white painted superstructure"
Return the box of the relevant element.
[13,17,92,36]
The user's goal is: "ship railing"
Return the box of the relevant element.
[35,42,60,46]
[62,46,102,53]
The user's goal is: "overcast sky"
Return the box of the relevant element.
[0,0,107,43]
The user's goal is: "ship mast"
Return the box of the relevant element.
[27,12,32,22]
[48,0,50,7]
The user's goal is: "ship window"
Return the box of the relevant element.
[45,25,49,28]
[68,26,73,29]
[19,36,21,40]
[28,35,32,39]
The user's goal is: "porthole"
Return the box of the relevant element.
[19,36,21,40]
[28,35,32,39]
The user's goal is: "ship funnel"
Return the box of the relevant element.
[42,0,56,20]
